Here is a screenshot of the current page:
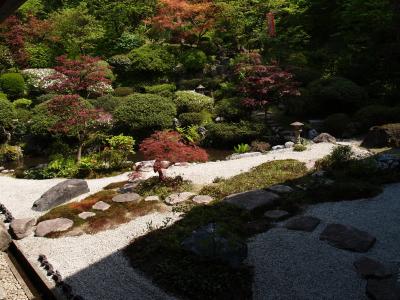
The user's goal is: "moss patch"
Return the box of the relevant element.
[135,176,194,199]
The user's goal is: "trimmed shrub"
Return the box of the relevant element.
[89,95,126,113]
[114,93,176,133]
[115,32,145,52]
[0,97,17,129]
[293,144,307,152]
[323,113,351,137]
[215,97,249,121]
[128,44,176,75]
[308,77,368,116]
[108,54,132,73]
[250,140,271,153]
[13,98,32,109]
[355,105,400,131]
[0,73,26,99]
[174,91,214,114]
[204,122,261,148]
[25,43,54,68]
[0,45,15,70]
[179,111,211,127]
[144,84,176,98]
[181,49,207,72]
[114,87,134,97]
[0,144,23,163]
[29,103,58,136]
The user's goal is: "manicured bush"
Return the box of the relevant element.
[0,144,23,163]
[308,77,368,116]
[114,87,134,97]
[108,54,133,73]
[323,113,351,137]
[144,84,176,98]
[128,44,176,75]
[29,103,58,136]
[354,105,400,131]
[115,32,145,52]
[0,93,7,100]
[204,122,261,148]
[113,93,177,133]
[174,91,214,114]
[181,49,207,72]
[89,95,126,113]
[0,97,17,129]
[25,43,54,68]
[13,98,32,109]
[293,144,307,152]
[21,69,57,92]
[215,97,249,122]
[250,140,271,153]
[0,45,14,70]
[178,111,211,127]
[0,73,26,99]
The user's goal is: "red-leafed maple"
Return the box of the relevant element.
[146,0,216,44]
[236,51,300,115]
[47,94,109,161]
[0,16,27,66]
[133,130,208,181]
[46,55,111,97]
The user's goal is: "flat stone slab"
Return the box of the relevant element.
[92,201,111,211]
[35,218,73,237]
[112,193,142,203]
[32,179,89,211]
[285,216,321,232]
[320,223,376,252]
[223,189,280,211]
[244,219,271,235]
[165,192,196,205]
[264,210,290,221]
[354,257,393,279]
[78,212,96,220]
[145,195,160,202]
[10,218,36,239]
[268,185,294,193]
[0,222,11,251]
[192,195,214,205]
[366,277,400,300]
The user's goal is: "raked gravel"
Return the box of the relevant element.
[248,183,400,300]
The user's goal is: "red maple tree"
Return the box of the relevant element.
[236,51,300,114]
[132,130,208,181]
[47,94,109,161]
[0,16,27,66]
[46,55,111,97]
[146,0,216,44]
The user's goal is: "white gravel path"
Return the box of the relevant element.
[248,183,400,300]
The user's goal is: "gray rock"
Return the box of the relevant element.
[35,218,73,237]
[0,286,5,300]
[366,276,400,300]
[165,192,196,205]
[272,145,285,150]
[268,185,294,193]
[78,212,96,220]
[320,223,376,252]
[264,210,290,221]
[285,142,295,148]
[112,193,142,203]
[223,189,280,212]
[181,223,248,268]
[285,216,321,232]
[92,201,110,211]
[313,133,337,144]
[0,166,4,171]
[32,179,89,211]
[118,182,140,194]
[192,195,214,205]
[226,152,262,160]
[10,218,36,239]
[354,257,393,279]
[0,222,11,251]
[308,129,319,140]
[145,195,160,202]
[244,219,271,234]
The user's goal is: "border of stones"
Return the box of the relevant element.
[0,202,14,223]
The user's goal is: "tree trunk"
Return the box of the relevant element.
[77,142,83,162]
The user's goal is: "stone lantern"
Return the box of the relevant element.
[195,84,206,94]
[291,121,304,144]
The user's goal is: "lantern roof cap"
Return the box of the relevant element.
[290,121,304,126]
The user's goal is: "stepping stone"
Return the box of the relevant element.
[320,224,376,252]
[112,193,142,203]
[264,210,290,221]
[165,192,196,205]
[118,182,140,194]
[78,212,96,220]
[244,219,271,235]
[223,189,280,212]
[285,216,321,232]
[354,257,393,279]
[192,195,214,205]
[10,218,36,239]
[268,185,294,193]
[35,218,73,237]
[145,195,160,202]
[92,201,110,211]
[366,276,400,300]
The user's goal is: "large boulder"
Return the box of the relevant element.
[223,189,279,212]
[10,218,36,239]
[362,124,400,148]
[181,223,247,268]
[35,218,73,237]
[313,133,337,144]
[32,179,89,211]
[0,222,11,251]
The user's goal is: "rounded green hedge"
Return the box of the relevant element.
[215,97,250,122]
[179,111,211,127]
[114,93,177,133]
[323,113,351,137]
[144,84,176,98]
[174,91,214,114]
[0,97,17,129]
[181,49,207,72]
[355,105,400,131]
[0,73,26,99]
